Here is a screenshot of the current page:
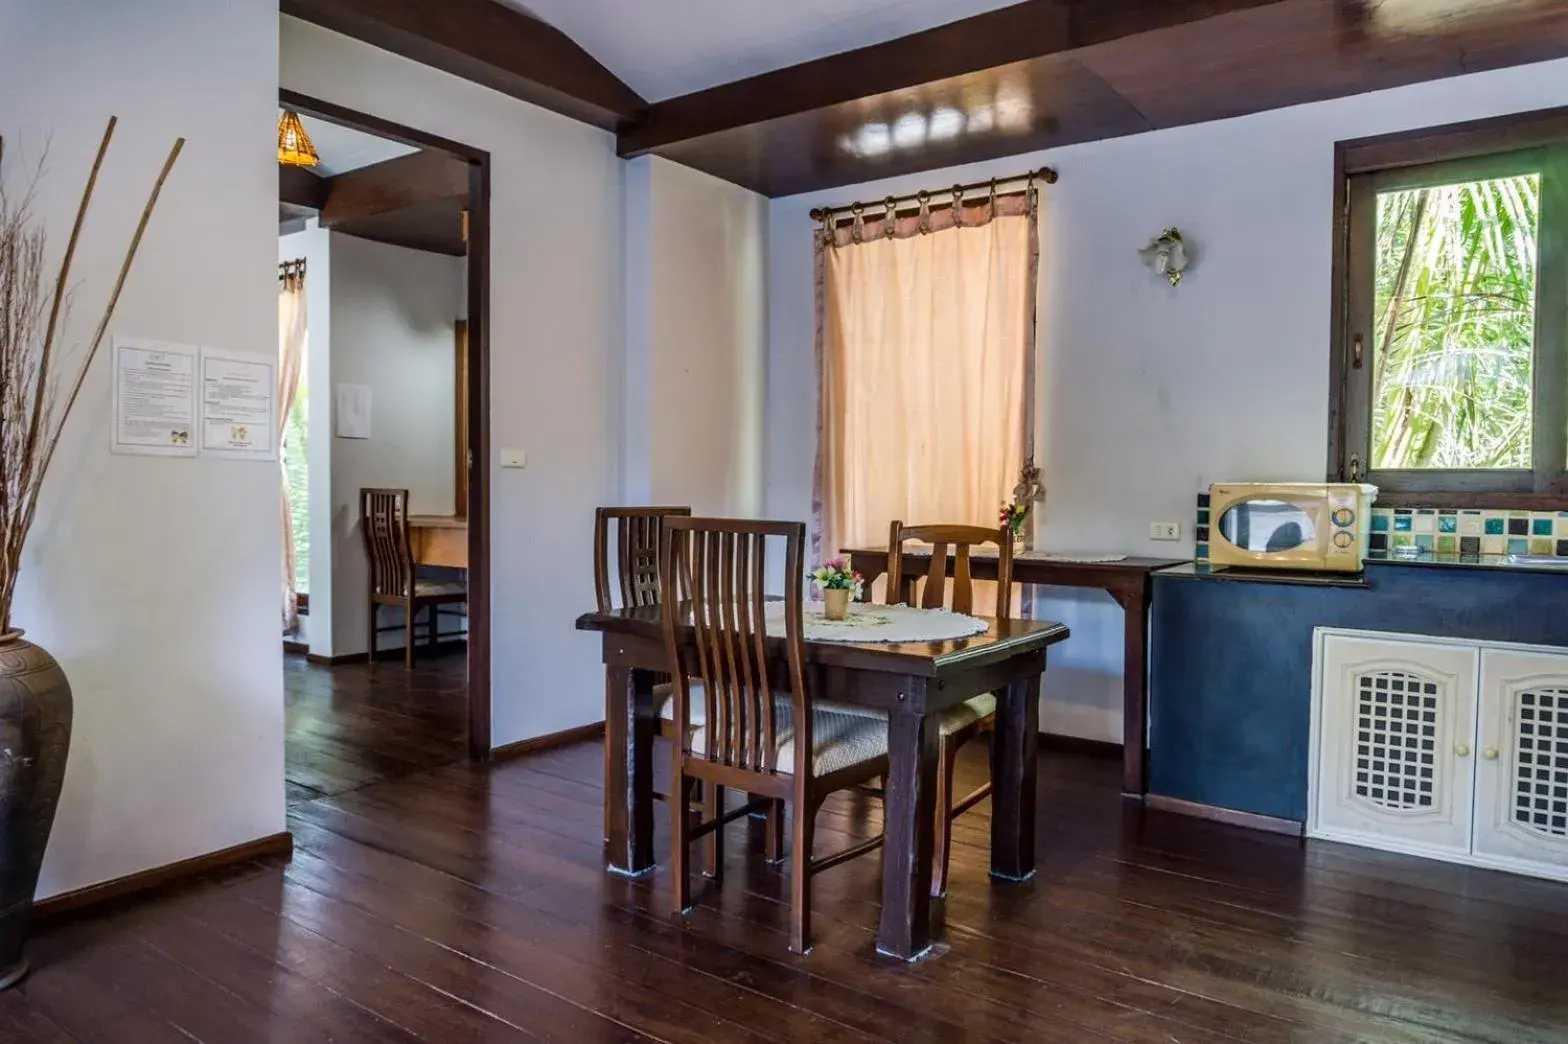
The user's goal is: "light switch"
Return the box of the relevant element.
[501,448,527,469]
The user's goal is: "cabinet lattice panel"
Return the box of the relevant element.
[1515,687,1568,839]
[1355,670,1439,811]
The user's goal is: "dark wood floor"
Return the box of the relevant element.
[11,738,1568,1043]
[285,651,468,804]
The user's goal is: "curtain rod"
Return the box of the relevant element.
[279,258,306,280]
[809,167,1056,223]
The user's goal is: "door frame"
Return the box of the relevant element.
[280,89,493,759]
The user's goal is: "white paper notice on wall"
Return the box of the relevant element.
[200,347,277,461]
[336,384,372,439]
[111,337,199,456]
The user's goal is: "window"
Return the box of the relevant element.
[283,339,309,596]
[1335,113,1568,501]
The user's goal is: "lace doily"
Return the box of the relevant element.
[764,602,989,644]
[1014,551,1126,563]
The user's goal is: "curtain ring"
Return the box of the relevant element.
[882,196,896,237]
[916,190,932,235]
[816,211,834,249]
[850,201,866,244]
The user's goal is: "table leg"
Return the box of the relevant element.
[878,707,938,960]
[990,670,1040,881]
[604,664,655,876]
[1119,582,1150,796]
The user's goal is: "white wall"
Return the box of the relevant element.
[768,57,1568,742]
[279,223,334,655]
[622,156,767,515]
[326,234,464,657]
[282,16,623,744]
[0,0,284,897]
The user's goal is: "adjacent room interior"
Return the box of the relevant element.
[2,1,1568,1041]
[276,106,479,800]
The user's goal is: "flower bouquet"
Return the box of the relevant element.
[810,557,863,621]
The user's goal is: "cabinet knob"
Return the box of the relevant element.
[1483,746,1499,761]
[1454,743,1471,757]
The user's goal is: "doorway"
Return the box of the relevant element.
[277,90,492,800]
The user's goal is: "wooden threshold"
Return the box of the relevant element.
[34,832,294,923]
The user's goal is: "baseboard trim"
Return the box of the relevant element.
[1038,732,1122,759]
[307,639,468,666]
[282,639,308,655]
[1145,794,1305,838]
[491,721,606,761]
[34,831,294,922]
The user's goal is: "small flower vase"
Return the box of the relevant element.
[822,587,850,621]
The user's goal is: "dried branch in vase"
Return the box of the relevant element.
[0,117,184,632]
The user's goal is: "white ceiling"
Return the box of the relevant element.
[287,111,417,176]
[508,0,1027,102]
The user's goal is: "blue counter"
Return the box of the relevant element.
[1149,559,1568,823]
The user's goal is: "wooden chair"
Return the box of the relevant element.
[360,488,467,670]
[593,506,693,741]
[661,518,889,954]
[887,521,1014,898]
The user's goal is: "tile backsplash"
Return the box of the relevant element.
[1193,493,1568,560]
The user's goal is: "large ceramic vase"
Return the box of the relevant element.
[0,631,73,990]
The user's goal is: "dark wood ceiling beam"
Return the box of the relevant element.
[617,0,1288,157]
[279,164,330,211]
[318,151,469,227]
[280,0,646,131]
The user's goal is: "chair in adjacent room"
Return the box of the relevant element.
[661,518,889,954]
[886,520,1015,897]
[359,488,468,670]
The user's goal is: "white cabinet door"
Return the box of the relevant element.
[1474,650,1568,878]
[1316,634,1478,855]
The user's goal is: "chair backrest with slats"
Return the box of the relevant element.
[660,518,811,778]
[360,488,414,599]
[886,521,1014,620]
[594,506,692,612]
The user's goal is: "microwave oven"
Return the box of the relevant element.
[1206,482,1379,573]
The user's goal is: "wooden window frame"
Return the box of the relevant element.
[1330,106,1568,509]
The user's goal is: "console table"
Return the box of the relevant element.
[846,547,1185,796]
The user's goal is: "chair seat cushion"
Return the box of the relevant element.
[415,580,467,598]
[939,692,997,735]
[689,701,889,777]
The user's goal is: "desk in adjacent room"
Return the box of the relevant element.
[408,515,468,569]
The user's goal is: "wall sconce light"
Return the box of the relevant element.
[1140,227,1189,286]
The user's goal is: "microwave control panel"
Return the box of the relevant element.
[1324,488,1365,562]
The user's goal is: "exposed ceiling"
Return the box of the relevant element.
[291,111,417,176]
[283,0,1568,197]
[506,0,1025,102]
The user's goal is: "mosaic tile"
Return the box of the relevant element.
[1460,536,1481,555]
[1530,537,1554,555]
[1371,514,1390,533]
[1415,534,1435,551]
[1412,514,1436,535]
[1438,515,1458,533]
[1194,542,1208,560]
[1196,492,1210,507]
[1485,517,1507,535]
[1196,509,1209,525]
[1509,517,1530,536]
[1559,539,1568,556]
[1508,537,1530,555]
[1369,533,1388,551]
[1558,517,1568,538]
[1393,533,1415,549]
[1395,515,1413,532]
[1436,535,1458,553]
[1533,517,1554,536]
[1458,514,1484,537]
[1482,535,1507,555]
[1461,508,1483,515]
[1195,525,1209,542]
[1416,508,1436,515]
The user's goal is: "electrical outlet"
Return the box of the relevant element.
[501,448,527,469]
[1150,521,1181,541]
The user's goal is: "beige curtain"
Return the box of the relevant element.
[278,265,308,633]
[813,191,1039,567]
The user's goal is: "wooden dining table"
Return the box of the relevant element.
[575,603,1070,960]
